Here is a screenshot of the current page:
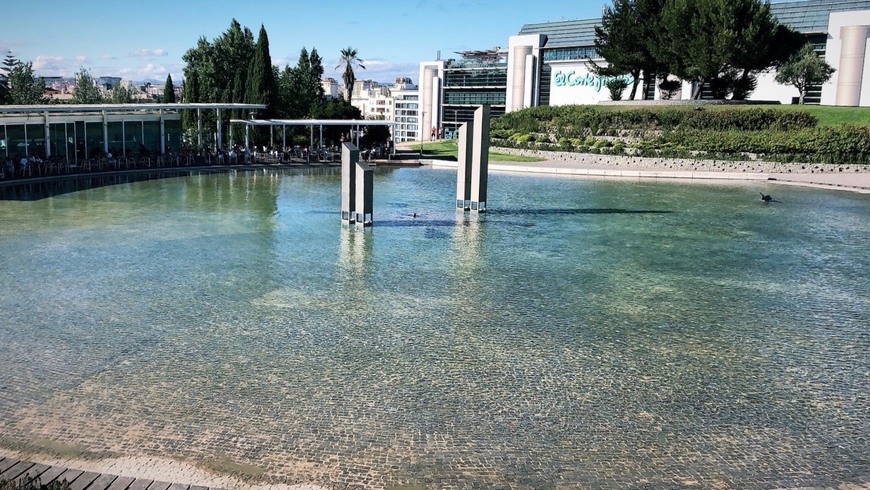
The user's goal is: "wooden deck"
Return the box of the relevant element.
[0,456,219,490]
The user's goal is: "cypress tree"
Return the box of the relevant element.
[247,24,277,119]
[163,74,176,103]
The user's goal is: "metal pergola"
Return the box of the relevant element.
[230,118,397,153]
[0,103,266,159]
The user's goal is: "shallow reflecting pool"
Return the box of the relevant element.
[1,167,868,488]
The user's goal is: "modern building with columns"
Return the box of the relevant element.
[0,103,264,161]
[416,0,870,138]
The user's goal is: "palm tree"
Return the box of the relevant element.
[336,47,365,102]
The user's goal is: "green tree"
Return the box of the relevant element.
[337,47,365,102]
[246,24,278,145]
[72,67,104,103]
[593,0,666,100]
[775,43,836,104]
[656,0,798,99]
[0,50,18,104]
[111,84,134,103]
[8,61,46,104]
[163,73,176,103]
[311,97,362,145]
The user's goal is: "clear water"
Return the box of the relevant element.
[1,167,868,489]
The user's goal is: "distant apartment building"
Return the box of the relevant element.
[321,77,339,99]
[345,77,420,143]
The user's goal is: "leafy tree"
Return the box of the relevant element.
[182,19,255,140]
[311,97,362,145]
[163,74,176,103]
[775,43,836,104]
[111,84,134,103]
[593,0,666,100]
[72,67,104,104]
[658,79,681,99]
[606,78,629,100]
[336,47,365,102]
[8,61,46,104]
[656,0,798,99]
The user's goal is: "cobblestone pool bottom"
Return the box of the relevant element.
[1,168,868,488]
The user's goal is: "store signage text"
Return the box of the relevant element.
[553,70,634,92]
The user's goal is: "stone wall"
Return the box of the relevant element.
[492,147,870,174]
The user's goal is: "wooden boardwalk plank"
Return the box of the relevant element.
[106,475,137,490]
[0,461,35,480]
[56,468,84,486]
[0,457,21,474]
[89,472,120,489]
[32,465,69,485]
[126,478,154,490]
[68,470,102,490]
[166,483,190,490]
[16,462,51,486]
[187,486,209,490]
[147,481,173,490]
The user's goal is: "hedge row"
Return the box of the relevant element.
[491,105,819,137]
[644,126,870,164]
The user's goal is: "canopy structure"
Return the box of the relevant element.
[0,103,266,160]
[230,118,397,153]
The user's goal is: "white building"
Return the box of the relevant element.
[419,0,870,133]
[346,78,420,143]
[321,78,339,99]
[504,0,870,109]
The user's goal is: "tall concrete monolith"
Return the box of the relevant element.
[341,142,373,227]
[455,105,490,213]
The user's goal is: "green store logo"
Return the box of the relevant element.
[553,70,634,92]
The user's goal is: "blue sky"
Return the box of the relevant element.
[1,0,611,84]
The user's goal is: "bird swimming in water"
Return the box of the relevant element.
[759,192,777,204]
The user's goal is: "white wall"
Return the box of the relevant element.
[547,61,643,105]
[751,71,799,104]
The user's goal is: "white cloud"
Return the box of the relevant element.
[32,55,68,74]
[75,55,89,64]
[100,54,117,60]
[128,48,168,58]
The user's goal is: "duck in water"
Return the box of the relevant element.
[759,192,778,204]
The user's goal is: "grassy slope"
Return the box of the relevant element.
[421,140,544,162]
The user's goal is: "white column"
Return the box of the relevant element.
[159,109,166,155]
[44,110,51,157]
[216,108,222,150]
[102,110,109,154]
[836,25,870,106]
[197,108,203,149]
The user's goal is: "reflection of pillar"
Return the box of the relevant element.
[44,110,51,158]
[836,25,870,106]
[455,121,473,210]
[470,105,490,212]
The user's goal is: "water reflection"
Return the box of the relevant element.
[0,170,223,201]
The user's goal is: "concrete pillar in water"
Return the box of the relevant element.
[341,142,359,223]
[470,105,490,212]
[455,121,474,210]
[341,141,374,227]
[354,161,373,227]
